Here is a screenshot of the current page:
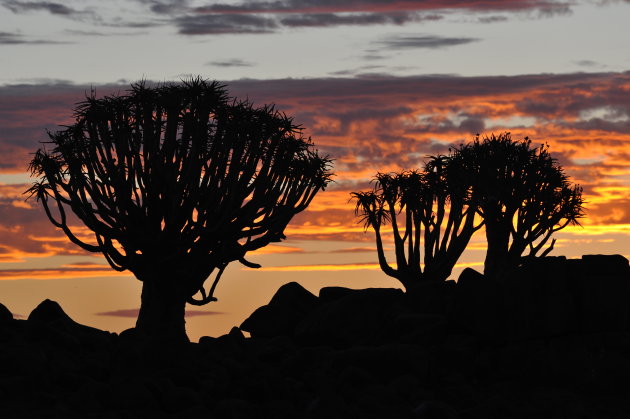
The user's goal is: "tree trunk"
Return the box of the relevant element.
[484,223,511,279]
[135,277,189,343]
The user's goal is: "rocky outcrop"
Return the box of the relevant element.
[2,255,630,417]
[452,254,630,340]
[241,255,630,345]
[0,302,12,323]
[240,282,318,338]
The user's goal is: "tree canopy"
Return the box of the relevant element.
[353,132,584,286]
[352,154,483,289]
[454,133,584,277]
[28,78,332,340]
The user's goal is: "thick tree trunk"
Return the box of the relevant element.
[135,278,189,343]
[484,223,511,279]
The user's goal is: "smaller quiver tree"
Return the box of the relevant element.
[27,79,332,341]
[454,133,584,278]
[351,155,483,291]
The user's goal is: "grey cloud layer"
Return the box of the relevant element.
[374,35,479,49]
[175,11,441,34]
[206,59,256,67]
[2,0,77,15]
[151,0,580,34]
[0,30,59,44]
[194,0,575,14]
[177,14,278,34]
[0,0,588,34]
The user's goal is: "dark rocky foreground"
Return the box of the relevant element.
[2,255,630,418]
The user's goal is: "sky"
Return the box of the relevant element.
[1,0,630,341]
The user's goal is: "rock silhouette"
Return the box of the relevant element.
[0,302,12,323]
[2,255,630,417]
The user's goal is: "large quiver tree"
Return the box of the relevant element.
[455,133,584,278]
[27,79,332,341]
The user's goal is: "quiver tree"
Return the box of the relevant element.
[454,133,584,278]
[27,78,332,341]
[351,155,483,291]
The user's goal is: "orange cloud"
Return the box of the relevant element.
[2,72,630,263]
[247,261,484,272]
[0,265,132,280]
[250,244,304,255]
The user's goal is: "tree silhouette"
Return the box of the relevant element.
[27,79,332,341]
[352,155,483,291]
[454,133,584,278]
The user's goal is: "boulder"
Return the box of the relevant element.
[388,312,448,344]
[581,254,630,277]
[240,305,287,338]
[504,257,578,339]
[0,302,13,323]
[28,299,75,324]
[269,281,319,311]
[240,282,318,338]
[457,267,485,286]
[572,255,630,332]
[294,288,404,346]
[318,286,356,303]
[413,400,459,419]
[453,268,505,340]
[319,286,402,302]
[403,280,456,316]
[27,299,113,348]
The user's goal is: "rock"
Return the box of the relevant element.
[27,299,113,348]
[581,254,630,276]
[404,280,456,316]
[0,302,12,322]
[229,326,246,340]
[453,269,505,340]
[212,398,257,419]
[577,274,630,332]
[254,335,296,363]
[161,384,203,414]
[28,299,74,324]
[108,377,156,410]
[413,400,459,419]
[269,281,319,311]
[573,255,630,332]
[504,257,578,339]
[240,305,289,338]
[332,344,429,381]
[519,256,568,280]
[318,286,355,302]
[389,313,448,344]
[240,282,318,338]
[591,349,630,394]
[294,288,404,346]
[319,286,403,302]
[457,268,485,286]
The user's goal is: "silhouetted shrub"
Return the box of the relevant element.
[27,78,332,341]
[351,154,483,290]
[451,133,583,278]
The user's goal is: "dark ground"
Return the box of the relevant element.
[2,255,630,418]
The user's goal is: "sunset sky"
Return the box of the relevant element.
[1,0,630,341]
